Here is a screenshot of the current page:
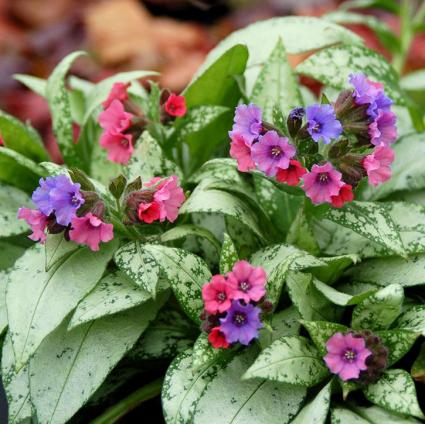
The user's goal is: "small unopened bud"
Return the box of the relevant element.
[125,189,155,223]
[91,200,106,219]
[69,168,95,191]
[78,191,100,215]
[261,300,273,313]
[338,154,366,187]
[287,107,305,138]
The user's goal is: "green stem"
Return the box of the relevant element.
[90,378,163,424]
[393,0,413,74]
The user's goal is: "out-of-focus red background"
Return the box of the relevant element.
[0,0,424,160]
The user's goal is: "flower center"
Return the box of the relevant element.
[271,147,282,157]
[216,292,227,303]
[316,172,330,185]
[70,195,81,206]
[239,281,251,292]
[311,122,322,133]
[343,349,357,362]
[121,138,129,147]
[232,312,247,327]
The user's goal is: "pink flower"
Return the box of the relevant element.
[99,131,134,164]
[208,327,230,349]
[202,274,234,314]
[165,94,187,117]
[17,208,48,243]
[324,332,372,381]
[330,184,354,208]
[99,99,132,133]
[138,201,161,224]
[152,176,185,223]
[369,111,397,147]
[102,82,130,109]
[69,213,114,251]
[251,131,296,177]
[276,160,307,186]
[302,162,344,204]
[226,260,266,303]
[229,131,256,172]
[363,146,394,186]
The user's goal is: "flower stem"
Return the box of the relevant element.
[90,378,163,424]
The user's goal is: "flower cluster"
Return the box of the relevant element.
[18,175,113,251]
[125,175,185,224]
[200,260,269,348]
[99,82,187,165]
[229,73,397,207]
[324,331,388,382]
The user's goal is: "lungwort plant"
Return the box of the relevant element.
[1,10,425,424]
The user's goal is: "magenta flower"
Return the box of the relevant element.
[102,82,130,109]
[251,131,296,177]
[202,274,234,314]
[151,176,185,223]
[229,131,256,172]
[369,111,397,147]
[32,175,84,226]
[231,103,262,145]
[99,131,134,165]
[17,208,48,243]
[306,104,342,144]
[219,300,263,345]
[99,99,132,133]
[226,260,266,303]
[324,332,372,381]
[349,73,392,119]
[363,146,394,186]
[69,213,114,251]
[302,162,344,204]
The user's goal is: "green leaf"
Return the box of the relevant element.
[0,272,7,335]
[310,254,360,285]
[14,74,47,97]
[395,306,425,336]
[198,16,361,92]
[219,233,238,274]
[0,110,48,162]
[319,201,405,257]
[192,332,229,372]
[296,44,404,105]
[251,38,302,121]
[46,51,87,167]
[340,0,400,13]
[411,342,425,383]
[401,70,425,111]
[1,334,33,423]
[287,272,342,322]
[44,233,79,272]
[376,330,419,367]
[162,349,228,424]
[0,147,46,192]
[351,284,404,330]
[291,380,332,424]
[143,245,211,324]
[352,405,422,423]
[324,11,400,53]
[301,320,348,356]
[184,45,248,107]
[244,336,329,387]
[125,131,181,182]
[331,407,370,423]
[312,279,375,306]
[0,183,32,237]
[69,271,164,329]
[181,182,265,241]
[193,348,306,423]
[6,241,116,369]
[129,309,196,362]
[363,369,424,419]
[29,296,166,424]
[114,241,160,296]
[345,254,425,287]
[83,70,157,123]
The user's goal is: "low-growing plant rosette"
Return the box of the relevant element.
[200,260,270,348]
[229,73,397,208]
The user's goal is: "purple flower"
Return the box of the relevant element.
[306,104,342,144]
[369,111,397,147]
[32,175,84,226]
[324,332,372,381]
[289,107,305,121]
[302,162,344,204]
[231,103,262,145]
[349,73,392,119]
[251,130,296,177]
[219,300,262,345]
